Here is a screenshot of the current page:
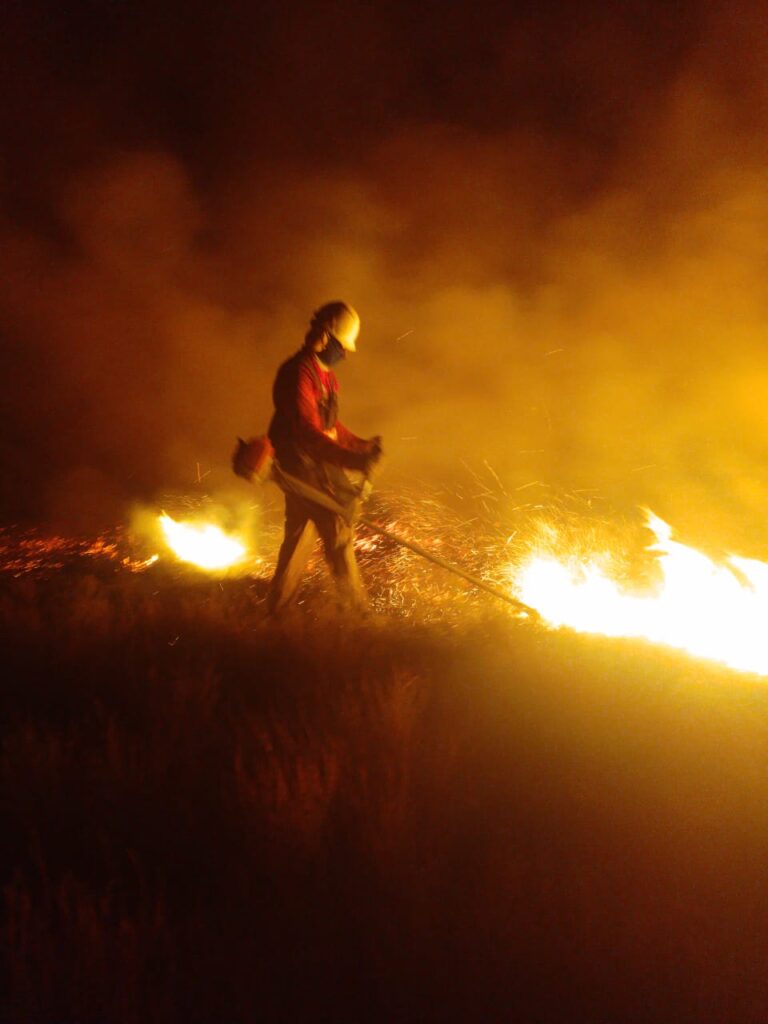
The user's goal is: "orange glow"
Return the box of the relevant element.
[510,511,768,676]
[158,514,247,570]
[122,553,160,572]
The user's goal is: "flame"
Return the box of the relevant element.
[511,511,768,676]
[158,514,247,570]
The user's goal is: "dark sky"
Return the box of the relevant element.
[1,1,696,177]
[3,0,768,542]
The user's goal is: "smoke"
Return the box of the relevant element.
[2,0,768,548]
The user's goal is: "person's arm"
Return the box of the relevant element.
[295,363,368,469]
[335,420,369,453]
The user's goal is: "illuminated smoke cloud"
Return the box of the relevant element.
[1,1,767,549]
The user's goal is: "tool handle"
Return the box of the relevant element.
[271,463,538,618]
[359,515,539,619]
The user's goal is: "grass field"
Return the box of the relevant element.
[3,549,768,1023]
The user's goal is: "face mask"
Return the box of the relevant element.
[317,335,346,368]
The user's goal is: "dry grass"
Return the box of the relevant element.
[2,561,768,1023]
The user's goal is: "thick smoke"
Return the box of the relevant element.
[2,0,768,548]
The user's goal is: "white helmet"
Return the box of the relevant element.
[311,301,360,352]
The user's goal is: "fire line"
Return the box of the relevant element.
[510,510,768,677]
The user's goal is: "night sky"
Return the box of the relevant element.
[3,0,768,542]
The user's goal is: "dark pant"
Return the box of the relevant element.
[266,492,367,613]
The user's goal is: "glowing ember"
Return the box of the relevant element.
[123,553,160,572]
[511,511,768,676]
[158,514,247,570]
[0,526,159,577]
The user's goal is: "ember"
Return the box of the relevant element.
[0,526,154,578]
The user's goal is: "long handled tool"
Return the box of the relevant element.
[271,463,539,619]
[233,435,538,617]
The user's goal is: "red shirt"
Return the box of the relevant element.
[268,350,368,470]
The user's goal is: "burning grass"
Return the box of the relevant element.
[7,481,768,672]
[3,526,768,1022]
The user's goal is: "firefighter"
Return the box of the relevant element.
[265,301,382,614]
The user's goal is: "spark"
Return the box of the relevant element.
[122,553,160,572]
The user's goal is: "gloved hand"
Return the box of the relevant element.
[365,435,383,458]
[362,436,383,475]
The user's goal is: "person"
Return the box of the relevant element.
[265,301,382,614]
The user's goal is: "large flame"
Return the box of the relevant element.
[158,514,247,570]
[511,511,768,676]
